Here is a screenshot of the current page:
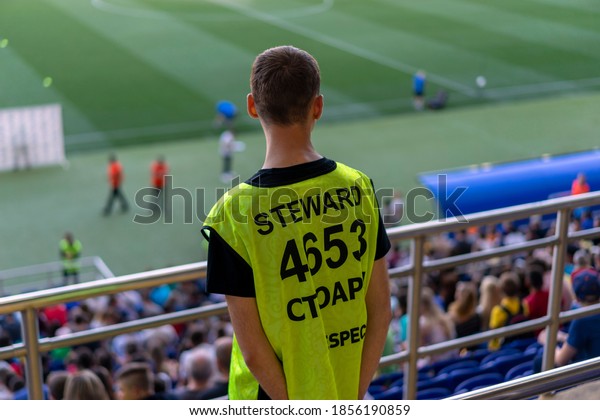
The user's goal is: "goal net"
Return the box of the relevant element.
[0,103,65,172]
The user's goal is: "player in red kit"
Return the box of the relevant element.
[151,155,169,213]
[103,153,129,216]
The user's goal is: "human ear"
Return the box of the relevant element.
[313,94,323,120]
[247,94,259,119]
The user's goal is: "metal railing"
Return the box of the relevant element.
[444,355,600,400]
[1,191,600,400]
[0,256,115,297]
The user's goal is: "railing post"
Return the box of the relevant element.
[404,235,425,400]
[21,308,44,400]
[542,208,570,372]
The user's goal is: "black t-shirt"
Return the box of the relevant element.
[203,158,391,298]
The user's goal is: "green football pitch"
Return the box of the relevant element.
[2,92,600,275]
[1,0,600,276]
[1,0,599,149]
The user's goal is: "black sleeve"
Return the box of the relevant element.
[370,179,391,260]
[201,227,256,298]
[375,211,392,260]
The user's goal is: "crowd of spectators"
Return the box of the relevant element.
[386,212,600,367]
[0,279,233,400]
[1,211,599,400]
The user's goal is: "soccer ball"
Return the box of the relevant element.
[476,76,487,88]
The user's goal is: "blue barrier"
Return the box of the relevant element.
[419,149,600,218]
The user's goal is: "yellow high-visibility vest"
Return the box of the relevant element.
[59,239,82,273]
[204,162,381,399]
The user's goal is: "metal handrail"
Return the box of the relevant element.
[0,256,115,298]
[1,191,600,400]
[445,356,600,400]
[385,189,600,240]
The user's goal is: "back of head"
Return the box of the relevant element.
[499,271,519,297]
[527,269,545,291]
[479,276,500,308]
[115,362,154,400]
[47,371,69,400]
[572,268,600,304]
[188,349,214,385]
[64,370,109,400]
[420,287,443,318]
[451,281,477,318]
[574,249,591,268]
[214,336,233,373]
[250,45,320,125]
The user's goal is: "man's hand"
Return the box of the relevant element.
[226,295,289,399]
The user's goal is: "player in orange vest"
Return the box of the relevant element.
[151,156,169,211]
[103,153,129,216]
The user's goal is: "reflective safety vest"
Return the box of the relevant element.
[60,239,82,273]
[151,161,169,189]
[204,162,381,399]
[108,162,123,188]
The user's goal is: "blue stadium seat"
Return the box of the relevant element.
[504,361,534,381]
[504,337,537,351]
[390,372,435,388]
[370,371,404,387]
[417,387,452,400]
[465,348,491,363]
[482,353,534,375]
[480,348,521,365]
[437,360,479,375]
[418,357,463,376]
[454,373,505,395]
[373,386,403,400]
[524,341,543,355]
[368,384,388,397]
[418,354,482,377]
[414,363,502,396]
[417,373,456,392]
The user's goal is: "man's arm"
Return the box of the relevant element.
[555,342,577,367]
[358,257,392,399]
[225,295,289,399]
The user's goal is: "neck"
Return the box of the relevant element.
[261,121,322,169]
[187,380,209,391]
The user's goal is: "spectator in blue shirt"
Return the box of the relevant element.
[535,268,600,373]
[554,268,600,366]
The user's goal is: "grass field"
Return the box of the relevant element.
[1,0,600,276]
[1,0,599,149]
[2,92,600,275]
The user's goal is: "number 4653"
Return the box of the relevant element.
[280,219,367,283]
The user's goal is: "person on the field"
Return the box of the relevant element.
[219,129,236,183]
[412,70,426,111]
[150,155,169,211]
[59,232,82,285]
[215,100,238,130]
[103,154,128,216]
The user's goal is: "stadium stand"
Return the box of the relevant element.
[1,191,600,400]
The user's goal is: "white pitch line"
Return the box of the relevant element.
[65,74,598,145]
[482,76,600,99]
[90,0,335,21]
[208,0,477,97]
[66,119,215,144]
